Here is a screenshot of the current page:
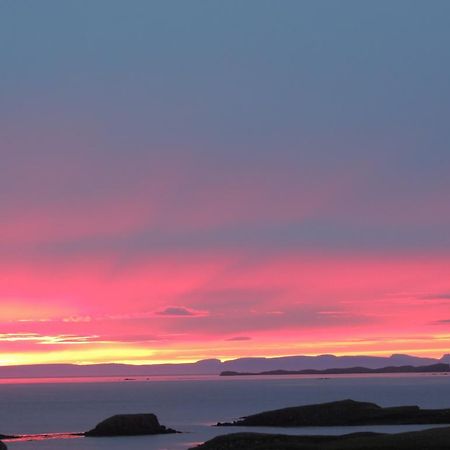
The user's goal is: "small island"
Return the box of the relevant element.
[217,399,450,427]
[85,413,178,437]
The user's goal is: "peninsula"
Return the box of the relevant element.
[217,399,450,427]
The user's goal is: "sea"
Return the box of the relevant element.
[0,373,449,450]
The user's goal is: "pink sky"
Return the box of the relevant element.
[2,244,450,365]
[1,125,449,365]
[1,1,450,366]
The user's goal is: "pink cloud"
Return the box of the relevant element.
[156,306,207,317]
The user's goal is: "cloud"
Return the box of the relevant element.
[42,335,101,345]
[0,333,101,345]
[94,334,162,343]
[62,315,92,323]
[0,333,42,342]
[156,306,204,317]
[161,305,372,336]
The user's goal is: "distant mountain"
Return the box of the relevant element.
[0,354,446,378]
[220,353,439,372]
[0,359,223,378]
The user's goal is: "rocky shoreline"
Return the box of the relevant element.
[217,399,450,427]
[190,427,450,450]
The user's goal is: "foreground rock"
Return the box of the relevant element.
[85,413,178,437]
[0,441,6,450]
[191,427,450,450]
[217,399,450,427]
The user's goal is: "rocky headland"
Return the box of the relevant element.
[217,399,450,427]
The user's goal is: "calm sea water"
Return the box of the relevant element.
[1,373,449,450]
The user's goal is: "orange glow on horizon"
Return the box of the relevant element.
[1,332,449,367]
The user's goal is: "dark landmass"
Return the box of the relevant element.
[0,359,222,378]
[191,427,450,450]
[1,353,450,378]
[0,433,16,440]
[217,399,450,427]
[0,441,6,450]
[220,362,450,376]
[220,353,446,373]
[84,413,178,437]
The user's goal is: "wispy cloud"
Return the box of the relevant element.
[0,333,100,345]
[0,332,163,346]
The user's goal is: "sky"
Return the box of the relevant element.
[1,0,450,366]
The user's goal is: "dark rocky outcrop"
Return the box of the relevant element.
[0,441,6,450]
[85,413,178,437]
[217,399,450,427]
[191,427,450,450]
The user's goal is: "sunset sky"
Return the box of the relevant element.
[1,1,450,366]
